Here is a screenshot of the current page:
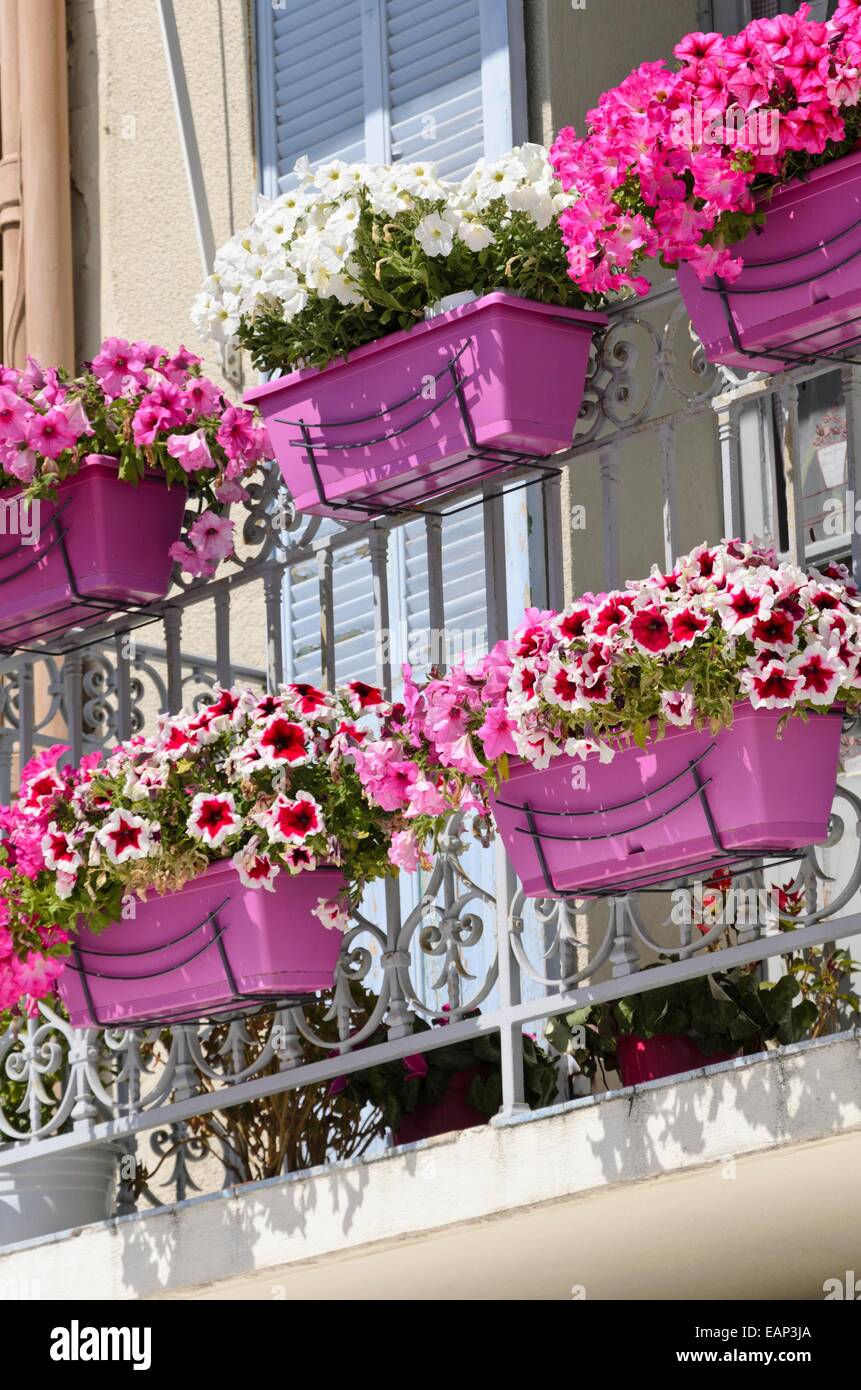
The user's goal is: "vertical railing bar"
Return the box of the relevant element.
[841,362,861,588]
[481,480,527,1115]
[18,656,35,768]
[756,394,775,547]
[660,419,678,572]
[162,608,184,715]
[369,527,392,699]
[542,472,565,613]
[214,587,232,690]
[316,545,335,692]
[114,631,132,745]
[777,380,806,566]
[62,650,84,763]
[263,569,285,691]
[600,445,620,592]
[717,399,743,540]
[425,512,445,673]
[482,481,509,646]
[0,727,14,803]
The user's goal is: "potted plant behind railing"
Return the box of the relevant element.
[0,1009,122,1245]
[0,681,445,1029]
[332,1012,561,1145]
[546,930,861,1088]
[550,2,861,370]
[192,146,608,520]
[0,340,268,651]
[357,538,861,897]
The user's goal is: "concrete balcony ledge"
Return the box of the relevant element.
[2,1030,860,1301]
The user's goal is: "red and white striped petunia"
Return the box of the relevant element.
[788,643,846,706]
[18,766,65,817]
[41,823,83,873]
[257,715,309,767]
[232,837,280,891]
[285,682,330,715]
[187,791,242,849]
[256,789,325,846]
[312,897,349,931]
[347,680,385,712]
[739,658,801,709]
[95,808,157,865]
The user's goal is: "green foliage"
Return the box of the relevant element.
[545,961,836,1081]
[340,1012,560,1133]
[237,192,594,375]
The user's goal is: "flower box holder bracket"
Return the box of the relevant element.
[64,896,308,1030]
[0,495,201,660]
[275,339,566,522]
[707,207,861,370]
[498,742,806,898]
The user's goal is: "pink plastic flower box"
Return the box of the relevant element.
[57,860,346,1028]
[394,1068,487,1146]
[614,1035,735,1087]
[677,151,861,371]
[0,454,186,651]
[245,292,607,519]
[488,706,842,898]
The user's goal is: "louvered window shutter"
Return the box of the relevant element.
[257,0,525,688]
[256,0,367,196]
[384,0,484,178]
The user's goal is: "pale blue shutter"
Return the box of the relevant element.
[284,528,377,687]
[256,0,366,195]
[258,0,525,688]
[384,0,484,178]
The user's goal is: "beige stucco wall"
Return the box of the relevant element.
[67,0,270,685]
[68,0,256,384]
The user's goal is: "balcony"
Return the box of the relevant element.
[2,283,861,1299]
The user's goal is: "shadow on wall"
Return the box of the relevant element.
[116,1144,375,1297]
[111,1031,861,1298]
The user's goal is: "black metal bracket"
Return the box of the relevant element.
[64,898,306,1030]
[503,746,806,897]
[275,338,566,522]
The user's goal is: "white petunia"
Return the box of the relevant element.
[415,211,458,257]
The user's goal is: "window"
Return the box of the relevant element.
[707,0,837,27]
[255,0,527,195]
[255,0,528,691]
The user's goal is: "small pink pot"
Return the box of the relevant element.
[57,860,346,1028]
[393,1068,487,1145]
[0,455,186,651]
[245,292,607,519]
[677,150,861,370]
[615,1034,735,1087]
[489,705,841,897]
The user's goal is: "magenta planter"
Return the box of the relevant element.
[245,292,607,519]
[394,1069,487,1145]
[677,151,861,371]
[0,455,186,651]
[57,861,346,1028]
[489,706,841,897]
[615,1034,735,1087]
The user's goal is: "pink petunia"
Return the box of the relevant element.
[91,337,150,399]
[25,408,80,459]
[166,427,214,473]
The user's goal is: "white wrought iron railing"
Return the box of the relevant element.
[2,282,861,1222]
